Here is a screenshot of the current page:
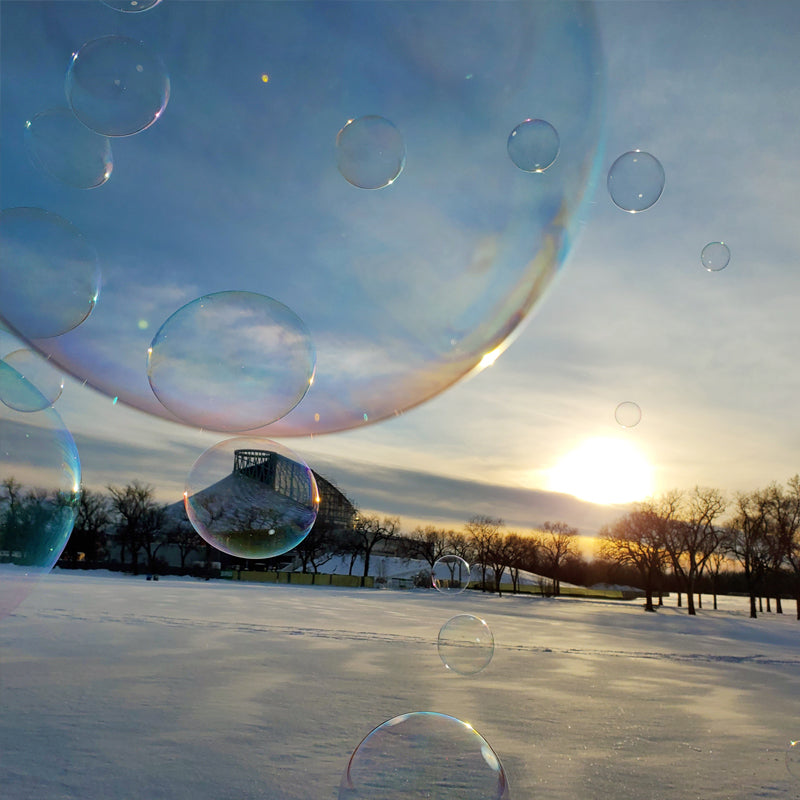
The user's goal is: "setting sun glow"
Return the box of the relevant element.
[548,437,654,505]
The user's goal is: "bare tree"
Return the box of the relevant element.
[64,488,111,563]
[464,515,503,591]
[353,515,401,579]
[540,521,578,596]
[108,482,167,573]
[406,525,454,569]
[727,489,770,619]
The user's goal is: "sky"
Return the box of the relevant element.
[2,0,800,540]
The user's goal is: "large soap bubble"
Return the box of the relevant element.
[438,614,495,675]
[66,35,170,136]
[1,349,64,412]
[3,2,603,436]
[336,115,406,189]
[607,150,665,213]
[0,208,100,340]
[0,360,80,619]
[339,711,510,800]
[184,437,319,560]
[432,554,471,594]
[24,108,113,189]
[147,291,315,432]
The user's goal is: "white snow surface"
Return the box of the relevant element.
[1,570,800,799]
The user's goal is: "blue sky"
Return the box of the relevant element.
[2,1,800,539]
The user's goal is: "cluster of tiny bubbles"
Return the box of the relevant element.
[1,350,64,412]
[507,118,560,173]
[786,740,800,780]
[184,437,319,560]
[607,150,665,213]
[0,207,101,340]
[335,115,406,189]
[701,241,731,272]
[101,0,163,12]
[146,291,315,432]
[437,614,495,676]
[615,400,642,428]
[0,359,81,620]
[432,554,471,594]
[24,108,113,189]
[65,35,170,137]
[338,711,510,800]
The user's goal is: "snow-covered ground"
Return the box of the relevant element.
[1,570,800,800]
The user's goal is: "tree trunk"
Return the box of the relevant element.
[776,595,783,614]
[644,587,655,612]
[697,592,702,610]
[686,581,696,615]
[758,596,763,612]
[796,592,800,621]
[713,591,717,611]
[766,596,771,613]
[676,591,682,607]
[749,591,757,619]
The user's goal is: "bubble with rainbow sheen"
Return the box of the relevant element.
[339,711,509,800]
[184,437,318,560]
[0,360,80,619]
[66,35,169,136]
[10,2,603,437]
[1,349,63,412]
[432,554,471,594]
[0,207,100,340]
[24,108,113,189]
[438,614,495,676]
[147,291,315,432]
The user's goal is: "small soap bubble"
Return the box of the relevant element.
[66,36,170,136]
[0,360,80,619]
[507,118,560,172]
[0,207,100,340]
[432,554,471,594]
[102,0,162,11]
[24,108,113,189]
[336,115,406,189]
[147,291,315,432]
[787,741,800,780]
[701,241,730,272]
[339,711,509,800]
[438,614,495,675]
[607,150,665,212]
[184,437,319,560]
[615,401,642,428]
[1,350,64,412]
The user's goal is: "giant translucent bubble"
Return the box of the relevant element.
[0,361,81,619]
[0,2,603,436]
[339,712,510,800]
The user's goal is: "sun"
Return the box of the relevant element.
[547,437,654,505]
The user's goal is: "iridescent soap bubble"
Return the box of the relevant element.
[11,3,603,437]
[787,740,800,780]
[701,241,730,272]
[102,0,163,11]
[507,118,560,172]
[432,554,471,594]
[184,437,319,560]
[0,360,80,619]
[438,614,495,675]
[1,350,64,411]
[24,108,113,189]
[615,401,642,428]
[147,291,315,432]
[0,207,100,339]
[66,36,170,136]
[607,150,665,212]
[339,712,509,800]
[336,116,406,189]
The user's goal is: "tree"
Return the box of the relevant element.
[293,519,338,574]
[64,488,111,563]
[727,489,770,619]
[406,525,454,569]
[352,515,400,580]
[464,515,503,590]
[165,516,204,570]
[540,521,578,596]
[504,532,540,593]
[108,482,167,573]
[600,507,667,612]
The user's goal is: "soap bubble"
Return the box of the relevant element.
[507,118,560,172]
[0,208,100,340]
[339,711,509,800]
[701,241,730,272]
[147,291,315,432]
[615,401,642,428]
[336,116,406,189]
[607,150,665,212]
[24,108,113,189]
[787,741,800,780]
[102,0,163,12]
[6,2,603,436]
[66,35,170,136]
[0,360,80,619]
[437,614,495,675]
[432,554,471,594]
[1,350,64,412]
[184,437,319,560]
